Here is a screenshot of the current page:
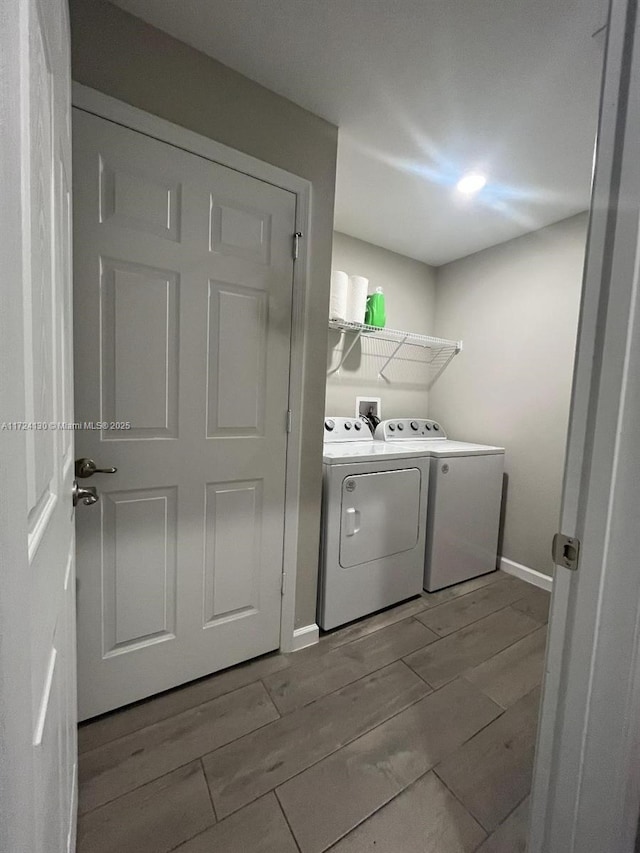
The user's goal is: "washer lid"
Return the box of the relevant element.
[396,439,505,457]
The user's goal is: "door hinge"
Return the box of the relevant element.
[552,532,581,571]
[292,232,303,260]
[281,572,287,596]
[286,409,292,433]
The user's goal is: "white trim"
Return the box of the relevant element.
[279,176,312,653]
[71,83,312,196]
[530,1,640,850]
[66,767,77,853]
[500,558,553,592]
[290,624,320,652]
[71,83,311,656]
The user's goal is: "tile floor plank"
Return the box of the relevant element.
[475,797,530,853]
[172,794,298,853]
[77,761,215,853]
[496,575,535,596]
[264,618,438,714]
[511,586,551,624]
[78,653,289,754]
[417,578,531,637]
[464,626,547,708]
[276,679,502,853]
[421,571,505,609]
[315,596,430,654]
[435,687,541,832]
[204,661,430,819]
[79,681,279,814]
[326,771,486,853]
[404,607,540,688]
[76,587,550,853]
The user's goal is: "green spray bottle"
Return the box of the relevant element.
[365,287,386,328]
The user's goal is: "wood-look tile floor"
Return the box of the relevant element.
[77,571,550,853]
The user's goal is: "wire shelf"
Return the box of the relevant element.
[327,319,462,384]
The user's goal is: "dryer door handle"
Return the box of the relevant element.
[345,507,361,536]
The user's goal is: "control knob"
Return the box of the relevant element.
[325,419,335,431]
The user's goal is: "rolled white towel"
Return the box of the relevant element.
[329,270,349,320]
[346,275,369,324]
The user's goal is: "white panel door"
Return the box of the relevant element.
[73,110,296,720]
[0,0,77,850]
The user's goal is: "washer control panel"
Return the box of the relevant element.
[324,416,373,442]
[374,418,447,440]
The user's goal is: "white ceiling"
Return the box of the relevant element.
[112,0,607,265]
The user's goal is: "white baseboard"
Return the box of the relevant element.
[500,557,553,592]
[291,623,320,652]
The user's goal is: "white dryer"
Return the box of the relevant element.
[374,419,505,592]
[319,417,431,630]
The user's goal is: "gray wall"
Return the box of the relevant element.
[327,232,437,419]
[69,0,338,628]
[430,213,588,576]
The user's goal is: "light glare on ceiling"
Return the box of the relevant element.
[456,173,487,196]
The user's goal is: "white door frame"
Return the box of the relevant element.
[71,82,312,654]
[0,5,37,850]
[530,0,640,849]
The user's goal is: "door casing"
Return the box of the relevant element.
[72,82,313,653]
[530,0,640,850]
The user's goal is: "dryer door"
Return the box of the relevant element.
[340,468,421,568]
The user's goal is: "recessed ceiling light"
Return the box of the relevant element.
[456,173,487,196]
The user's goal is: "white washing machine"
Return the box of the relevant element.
[318,417,431,630]
[374,419,505,592]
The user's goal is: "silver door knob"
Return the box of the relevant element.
[72,481,99,507]
[75,458,117,478]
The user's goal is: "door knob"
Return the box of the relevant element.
[75,457,117,478]
[72,481,99,507]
